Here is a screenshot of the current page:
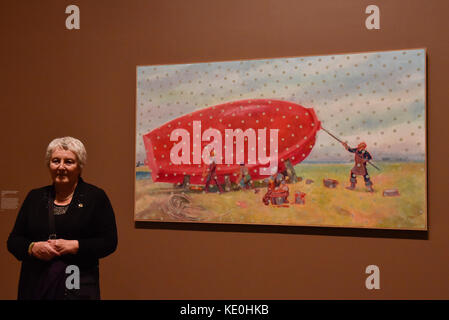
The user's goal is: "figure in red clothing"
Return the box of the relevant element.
[262,173,289,205]
[341,141,374,192]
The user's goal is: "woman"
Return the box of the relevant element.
[7,137,118,299]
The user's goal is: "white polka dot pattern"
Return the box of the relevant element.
[137,49,426,165]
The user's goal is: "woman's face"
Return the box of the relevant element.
[49,148,81,185]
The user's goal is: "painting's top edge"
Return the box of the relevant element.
[135,47,427,69]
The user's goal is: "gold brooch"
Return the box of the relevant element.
[78,203,84,208]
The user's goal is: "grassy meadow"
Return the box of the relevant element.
[134,162,427,230]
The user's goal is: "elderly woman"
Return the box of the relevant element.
[7,137,117,300]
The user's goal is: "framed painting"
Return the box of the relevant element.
[135,48,427,230]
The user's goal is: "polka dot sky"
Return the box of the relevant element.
[136,49,426,164]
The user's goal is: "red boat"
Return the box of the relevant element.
[143,99,321,185]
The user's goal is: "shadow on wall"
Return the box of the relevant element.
[135,221,428,240]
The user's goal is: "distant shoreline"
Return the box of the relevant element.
[135,160,426,175]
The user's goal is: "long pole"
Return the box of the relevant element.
[321,127,345,144]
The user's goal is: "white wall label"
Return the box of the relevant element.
[65,5,80,30]
[365,265,380,290]
[1,191,19,211]
[365,5,380,30]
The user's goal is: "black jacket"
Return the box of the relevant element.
[7,178,118,299]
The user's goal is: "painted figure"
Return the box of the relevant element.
[276,174,290,204]
[202,152,223,193]
[262,173,289,205]
[237,163,253,189]
[342,141,374,192]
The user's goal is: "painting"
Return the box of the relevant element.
[135,48,427,230]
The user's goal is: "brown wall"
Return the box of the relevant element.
[1,0,448,299]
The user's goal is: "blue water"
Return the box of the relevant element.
[136,171,151,180]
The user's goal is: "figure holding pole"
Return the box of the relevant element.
[321,127,378,193]
[342,141,374,192]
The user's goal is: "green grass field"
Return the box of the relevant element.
[134,162,427,230]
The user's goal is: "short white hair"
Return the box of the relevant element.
[45,137,87,169]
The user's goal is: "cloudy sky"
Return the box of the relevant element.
[136,49,426,163]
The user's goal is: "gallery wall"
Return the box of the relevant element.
[1,0,448,299]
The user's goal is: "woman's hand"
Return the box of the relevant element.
[48,239,79,255]
[30,241,61,261]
